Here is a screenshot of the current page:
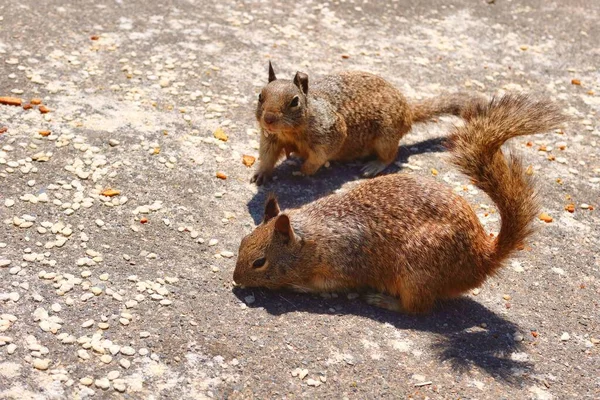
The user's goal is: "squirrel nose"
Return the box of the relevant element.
[263,112,278,125]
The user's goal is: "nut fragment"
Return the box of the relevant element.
[242,155,256,167]
[31,98,42,105]
[214,127,228,142]
[564,204,575,213]
[39,130,51,137]
[39,105,50,114]
[216,172,227,180]
[571,79,581,85]
[90,35,100,40]
[23,104,33,110]
[0,96,22,106]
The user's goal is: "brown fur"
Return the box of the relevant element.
[251,63,486,185]
[235,94,565,313]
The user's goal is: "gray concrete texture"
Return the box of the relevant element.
[0,0,599,398]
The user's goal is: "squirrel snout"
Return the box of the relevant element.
[263,112,278,125]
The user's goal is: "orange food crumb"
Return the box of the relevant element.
[539,213,553,223]
[214,127,228,142]
[101,189,120,197]
[242,155,256,167]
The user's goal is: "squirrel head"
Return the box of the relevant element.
[234,195,315,290]
[255,61,309,136]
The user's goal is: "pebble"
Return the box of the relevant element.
[80,377,94,386]
[91,287,103,295]
[7,343,17,354]
[244,295,255,304]
[306,378,322,387]
[101,354,113,364]
[113,379,127,392]
[292,368,309,380]
[95,378,110,390]
[512,261,525,272]
[33,358,51,370]
[120,346,136,356]
[78,350,91,360]
[208,239,218,246]
[0,259,11,268]
[119,359,131,369]
[107,370,120,380]
[561,332,570,341]
[220,251,234,258]
[95,219,105,227]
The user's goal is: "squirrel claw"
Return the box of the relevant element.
[251,172,270,186]
[361,161,388,178]
[363,293,402,312]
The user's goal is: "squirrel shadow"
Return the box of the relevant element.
[246,136,447,225]
[233,287,530,384]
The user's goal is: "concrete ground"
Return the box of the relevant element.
[0,0,599,398]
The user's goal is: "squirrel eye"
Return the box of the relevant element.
[252,257,266,268]
[258,93,263,102]
[289,96,299,108]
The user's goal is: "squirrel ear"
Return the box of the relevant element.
[293,72,308,95]
[274,214,295,242]
[263,194,280,223]
[268,61,277,83]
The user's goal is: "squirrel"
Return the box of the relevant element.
[234,94,565,313]
[250,61,486,185]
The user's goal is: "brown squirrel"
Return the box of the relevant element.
[251,62,486,185]
[234,94,565,313]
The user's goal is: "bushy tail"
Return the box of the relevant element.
[446,94,565,267]
[410,92,487,123]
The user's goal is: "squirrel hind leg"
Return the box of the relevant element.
[362,134,401,177]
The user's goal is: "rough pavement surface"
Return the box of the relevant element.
[0,0,599,399]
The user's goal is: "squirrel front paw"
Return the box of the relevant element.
[251,171,271,186]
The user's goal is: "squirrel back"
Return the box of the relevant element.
[251,62,485,184]
[235,93,565,313]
